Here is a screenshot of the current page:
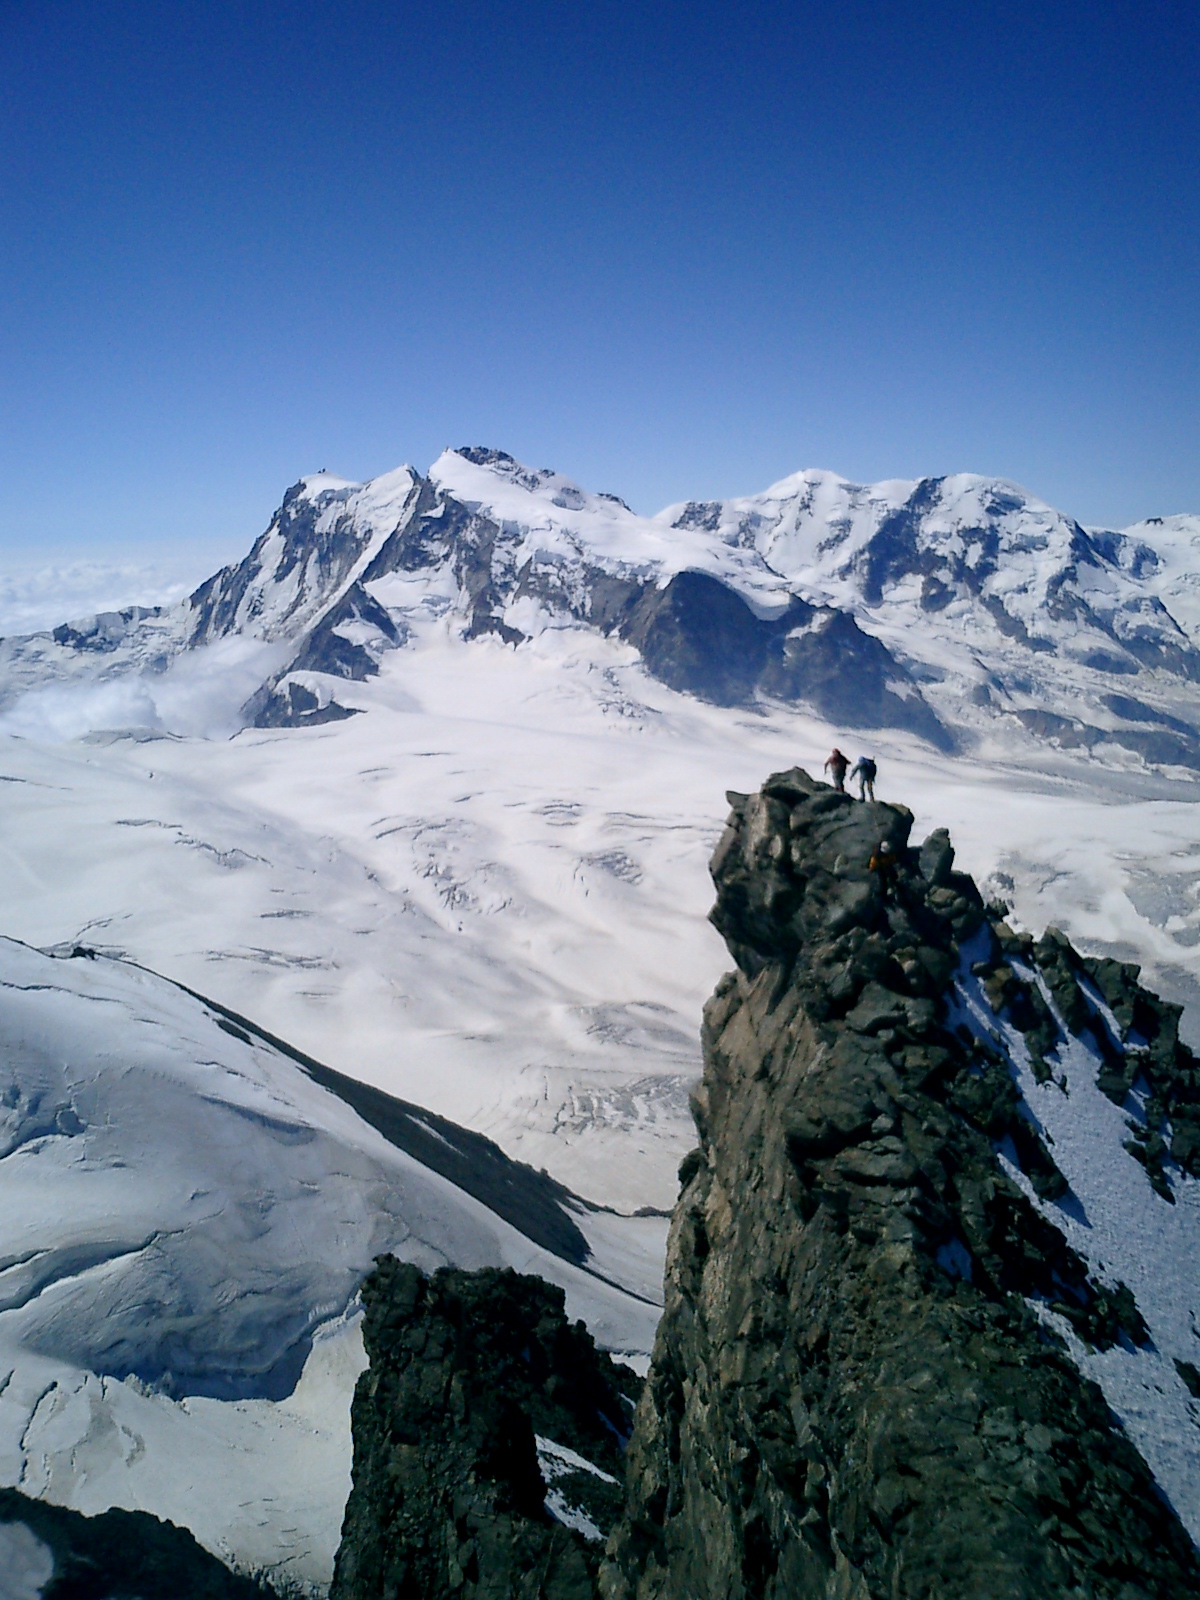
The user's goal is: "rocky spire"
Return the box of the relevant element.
[330,1261,640,1600]
[600,768,1200,1600]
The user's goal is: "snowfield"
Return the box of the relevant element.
[3,617,1200,1212]
[2,447,1200,1581]
[0,936,659,1590]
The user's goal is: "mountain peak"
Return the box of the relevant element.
[433,445,576,506]
[453,445,522,469]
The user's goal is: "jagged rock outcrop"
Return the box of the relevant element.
[248,678,360,726]
[330,1260,641,1600]
[0,1487,275,1599]
[599,768,1200,1600]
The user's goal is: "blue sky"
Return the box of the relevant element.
[1,0,1197,563]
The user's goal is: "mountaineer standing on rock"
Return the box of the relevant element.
[868,838,896,900]
[824,748,849,792]
[850,755,877,801]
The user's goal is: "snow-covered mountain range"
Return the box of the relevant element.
[5,447,1200,767]
[3,448,1200,1587]
[5,446,1200,1212]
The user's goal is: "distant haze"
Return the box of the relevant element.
[0,558,214,637]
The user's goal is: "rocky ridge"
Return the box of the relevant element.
[0,1488,275,1599]
[330,1260,641,1600]
[600,770,1200,1598]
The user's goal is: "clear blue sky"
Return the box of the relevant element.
[2,0,1197,562]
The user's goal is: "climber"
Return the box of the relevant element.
[868,839,897,901]
[850,755,877,801]
[824,748,849,792]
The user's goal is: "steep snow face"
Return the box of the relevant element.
[189,466,418,647]
[1121,514,1200,643]
[0,938,658,1590]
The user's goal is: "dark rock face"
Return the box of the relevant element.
[595,571,949,742]
[285,584,405,681]
[245,581,403,726]
[0,1487,274,1599]
[599,768,1200,1600]
[330,1260,641,1600]
[1049,940,1200,1195]
[1015,707,1200,771]
[50,607,162,653]
[617,572,797,707]
[248,679,359,727]
[364,478,528,645]
[189,475,377,648]
[759,608,954,751]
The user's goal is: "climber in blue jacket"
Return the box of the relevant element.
[850,756,877,801]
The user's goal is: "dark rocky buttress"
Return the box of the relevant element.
[598,768,1200,1600]
[330,1261,641,1600]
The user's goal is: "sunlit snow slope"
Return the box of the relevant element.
[0,937,658,1590]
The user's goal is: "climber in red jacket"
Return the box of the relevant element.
[824,748,849,792]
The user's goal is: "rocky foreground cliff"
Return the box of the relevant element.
[334,769,1200,1598]
[0,1489,275,1599]
[330,1263,641,1600]
[601,770,1200,1600]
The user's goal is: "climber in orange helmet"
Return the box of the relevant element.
[868,839,897,901]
